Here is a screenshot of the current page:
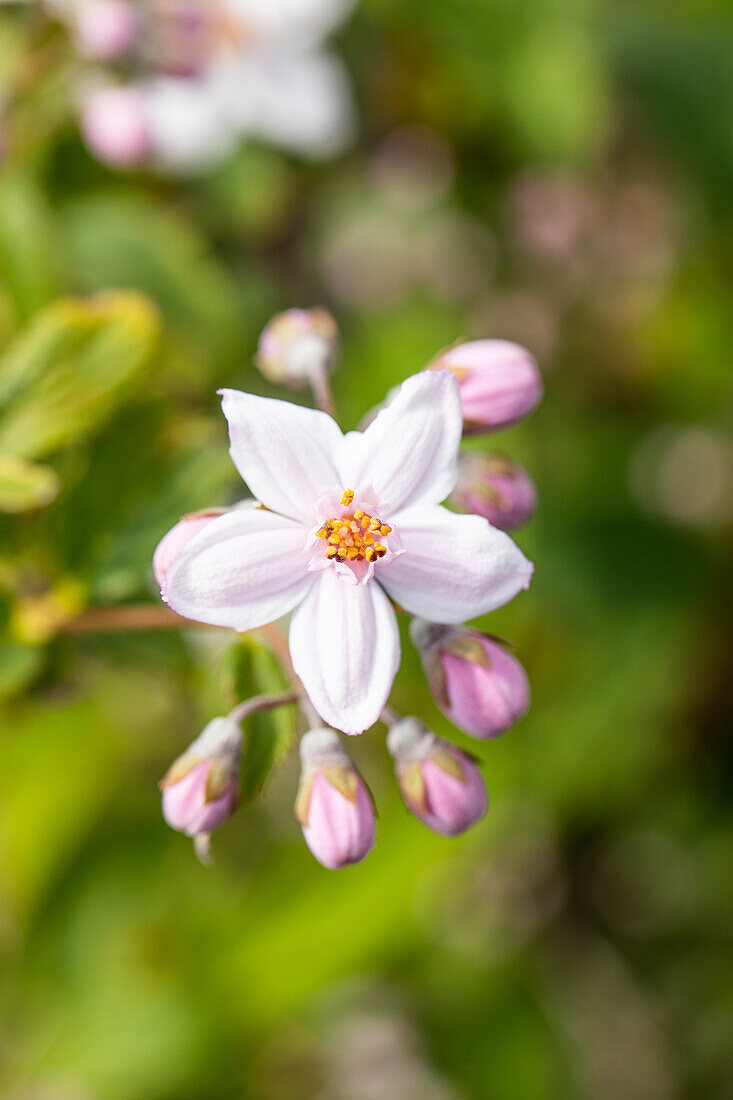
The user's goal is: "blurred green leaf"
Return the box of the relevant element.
[0,172,61,322]
[0,640,43,699]
[0,452,60,512]
[0,291,160,459]
[225,638,297,804]
[62,191,245,374]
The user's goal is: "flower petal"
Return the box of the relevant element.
[220,388,343,521]
[289,569,400,734]
[378,504,534,623]
[142,76,235,170]
[336,370,462,512]
[234,0,358,46]
[163,507,311,631]
[215,51,355,158]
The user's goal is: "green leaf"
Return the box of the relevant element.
[0,172,61,323]
[62,191,245,376]
[0,291,160,460]
[0,453,60,512]
[0,640,44,700]
[224,638,297,804]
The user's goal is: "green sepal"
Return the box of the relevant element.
[158,752,201,790]
[444,632,493,668]
[483,633,518,652]
[432,749,469,784]
[485,452,517,477]
[294,772,314,827]
[323,764,359,803]
[398,762,429,815]
[424,651,451,710]
[470,479,505,508]
[204,761,233,803]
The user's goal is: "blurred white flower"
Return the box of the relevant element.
[54,0,359,169]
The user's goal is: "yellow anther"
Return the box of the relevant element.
[318,498,392,568]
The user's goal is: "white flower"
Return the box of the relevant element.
[160,371,534,734]
[73,0,358,169]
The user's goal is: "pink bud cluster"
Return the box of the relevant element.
[295,719,488,869]
[154,310,541,869]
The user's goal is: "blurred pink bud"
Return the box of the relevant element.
[160,715,241,839]
[410,620,530,739]
[80,85,152,168]
[256,308,339,387]
[451,451,537,530]
[431,340,543,433]
[386,717,487,836]
[295,728,375,869]
[153,509,227,587]
[74,0,141,60]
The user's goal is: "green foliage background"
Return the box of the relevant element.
[0,2,731,1097]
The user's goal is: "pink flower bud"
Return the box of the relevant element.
[387,717,487,836]
[256,308,339,388]
[80,85,152,168]
[295,728,375,869]
[431,340,543,433]
[160,715,242,838]
[451,451,537,530]
[74,0,141,60]
[410,620,530,739]
[153,509,227,587]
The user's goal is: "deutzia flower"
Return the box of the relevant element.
[159,370,533,734]
[50,0,358,169]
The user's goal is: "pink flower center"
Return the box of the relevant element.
[315,489,392,565]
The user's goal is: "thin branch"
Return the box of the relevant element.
[229,690,298,725]
[307,364,336,419]
[61,604,209,634]
[61,602,320,732]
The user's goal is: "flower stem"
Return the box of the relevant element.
[61,603,320,731]
[61,604,205,633]
[229,690,299,725]
[307,363,336,419]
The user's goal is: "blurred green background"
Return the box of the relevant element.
[1,1,732,1097]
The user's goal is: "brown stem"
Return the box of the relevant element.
[61,604,211,634]
[61,603,319,729]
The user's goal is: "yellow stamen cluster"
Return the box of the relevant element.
[316,490,392,564]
